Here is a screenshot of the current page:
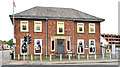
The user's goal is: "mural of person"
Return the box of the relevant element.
[23,25,26,30]
[21,41,27,53]
[35,40,41,53]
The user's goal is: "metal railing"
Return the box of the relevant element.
[12,53,119,61]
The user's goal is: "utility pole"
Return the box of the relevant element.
[13,0,15,60]
[27,34,29,63]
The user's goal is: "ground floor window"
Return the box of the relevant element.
[66,39,70,51]
[89,39,95,54]
[34,39,42,54]
[51,39,55,51]
[20,39,27,55]
[77,39,84,54]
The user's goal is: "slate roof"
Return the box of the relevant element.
[9,6,105,22]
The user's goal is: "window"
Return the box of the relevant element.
[89,23,95,33]
[34,39,42,54]
[51,39,55,51]
[77,23,84,33]
[57,22,64,34]
[20,39,27,55]
[77,39,84,54]
[34,21,42,32]
[20,21,28,32]
[89,39,95,54]
[66,39,70,51]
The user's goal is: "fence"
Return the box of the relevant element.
[13,53,119,61]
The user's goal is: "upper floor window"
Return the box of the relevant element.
[77,23,84,33]
[89,23,95,33]
[34,21,42,32]
[20,21,28,32]
[57,22,64,34]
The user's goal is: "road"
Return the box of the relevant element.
[0,50,13,66]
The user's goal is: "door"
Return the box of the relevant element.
[57,39,64,56]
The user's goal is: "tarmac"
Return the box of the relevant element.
[4,59,119,65]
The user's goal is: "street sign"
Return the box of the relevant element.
[13,45,16,47]
[13,38,16,47]
[100,42,103,44]
[26,52,27,55]
[106,49,111,53]
[112,44,116,54]
[85,45,89,49]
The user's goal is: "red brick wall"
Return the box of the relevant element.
[74,22,101,54]
[14,19,46,55]
[14,19,101,55]
[47,20,73,55]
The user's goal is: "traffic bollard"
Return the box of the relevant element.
[60,54,62,61]
[40,54,42,61]
[69,54,71,61]
[18,54,20,60]
[95,54,96,60]
[87,54,89,60]
[50,54,52,61]
[31,54,33,61]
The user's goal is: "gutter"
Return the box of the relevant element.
[73,19,75,54]
[9,15,105,23]
[46,18,48,58]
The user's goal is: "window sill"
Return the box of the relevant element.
[20,31,29,32]
[77,32,84,34]
[89,32,96,34]
[34,31,42,33]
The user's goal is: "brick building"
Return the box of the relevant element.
[0,40,3,50]
[101,34,120,47]
[9,6,105,57]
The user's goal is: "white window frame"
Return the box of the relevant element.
[34,21,42,32]
[89,23,95,33]
[77,39,84,54]
[89,39,96,54]
[20,21,29,32]
[20,39,26,55]
[57,21,64,34]
[34,39,42,55]
[66,39,71,51]
[51,39,55,51]
[77,23,84,33]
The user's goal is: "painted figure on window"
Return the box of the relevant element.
[79,41,82,45]
[23,25,26,30]
[59,27,62,32]
[91,27,94,32]
[90,47,95,52]
[36,25,40,30]
[91,41,94,45]
[79,27,82,31]
[21,41,27,53]
[78,46,83,53]
[35,40,41,53]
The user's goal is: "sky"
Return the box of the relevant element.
[0,0,119,41]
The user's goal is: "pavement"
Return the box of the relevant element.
[4,59,119,65]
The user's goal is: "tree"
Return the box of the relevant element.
[7,39,13,48]
[3,39,13,48]
[3,41,7,44]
